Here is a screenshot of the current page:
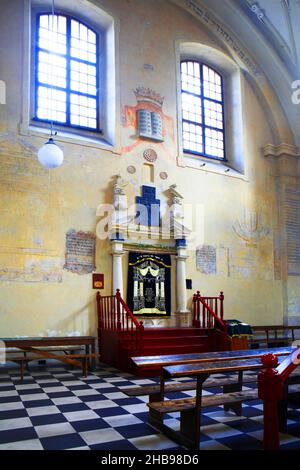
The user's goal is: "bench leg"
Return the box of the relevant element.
[23,352,30,370]
[20,360,24,383]
[82,357,88,377]
[223,371,243,416]
[180,408,200,450]
[179,373,207,450]
[148,393,163,427]
[148,408,164,428]
[85,345,91,371]
[91,341,96,370]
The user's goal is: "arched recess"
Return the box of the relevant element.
[21,0,120,151]
[177,41,247,175]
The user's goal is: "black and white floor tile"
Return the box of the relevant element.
[1,362,300,451]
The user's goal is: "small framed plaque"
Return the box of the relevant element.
[93,273,104,289]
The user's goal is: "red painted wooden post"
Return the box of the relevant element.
[116,289,122,330]
[219,291,224,321]
[193,291,201,327]
[138,321,144,354]
[96,291,103,330]
[192,293,197,327]
[196,291,199,326]
[258,354,283,451]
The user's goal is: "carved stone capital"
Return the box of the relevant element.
[263,143,300,159]
[263,143,300,177]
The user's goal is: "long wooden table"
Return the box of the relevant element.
[1,336,97,374]
[131,346,293,370]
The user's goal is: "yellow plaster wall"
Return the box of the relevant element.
[0,0,288,337]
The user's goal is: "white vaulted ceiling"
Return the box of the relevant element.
[171,0,300,145]
[237,0,300,73]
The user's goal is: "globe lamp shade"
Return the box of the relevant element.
[38,138,64,169]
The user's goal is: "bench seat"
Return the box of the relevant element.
[123,374,257,397]
[148,389,259,414]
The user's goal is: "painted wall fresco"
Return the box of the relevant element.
[0,0,291,336]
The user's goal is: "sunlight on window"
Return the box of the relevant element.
[181,61,225,160]
[36,14,98,131]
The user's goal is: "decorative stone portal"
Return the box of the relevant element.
[104,175,192,318]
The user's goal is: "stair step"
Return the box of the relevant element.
[120,331,212,340]
[100,325,218,376]
[129,328,212,338]
[143,334,210,340]
[139,345,209,355]
[121,335,209,345]
[143,337,209,346]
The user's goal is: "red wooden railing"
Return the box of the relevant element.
[258,346,300,450]
[96,289,144,355]
[193,290,224,326]
[192,290,228,350]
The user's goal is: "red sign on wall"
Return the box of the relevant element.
[93,273,104,289]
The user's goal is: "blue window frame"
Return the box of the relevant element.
[34,13,100,132]
[181,61,226,161]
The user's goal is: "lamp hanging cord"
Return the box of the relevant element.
[50,0,56,138]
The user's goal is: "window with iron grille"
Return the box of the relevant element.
[34,13,100,132]
[181,61,226,161]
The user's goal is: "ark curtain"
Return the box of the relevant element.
[126,252,171,316]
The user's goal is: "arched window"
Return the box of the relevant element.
[181,61,226,160]
[34,13,99,131]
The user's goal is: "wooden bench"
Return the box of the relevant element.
[144,356,289,450]
[4,345,85,364]
[131,346,292,371]
[6,353,98,381]
[249,326,300,349]
[123,374,257,397]
[124,372,258,416]
[148,389,258,450]
[1,336,97,381]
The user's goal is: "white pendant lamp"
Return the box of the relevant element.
[38,135,64,169]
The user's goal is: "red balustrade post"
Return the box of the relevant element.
[219,291,224,321]
[138,321,144,354]
[116,289,122,331]
[196,291,201,327]
[193,291,201,327]
[96,291,103,330]
[258,354,284,451]
[192,293,197,327]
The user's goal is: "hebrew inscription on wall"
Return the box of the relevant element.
[196,245,216,275]
[64,230,96,274]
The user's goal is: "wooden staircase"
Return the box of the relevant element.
[118,327,215,376]
[97,290,229,376]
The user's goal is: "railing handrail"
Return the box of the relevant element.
[201,296,223,300]
[97,290,144,332]
[116,289,144,331]
[193,291,226,330]
[97,290,144,358]
[198,298,226,330]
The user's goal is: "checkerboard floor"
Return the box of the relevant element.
[1,362,300,451]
